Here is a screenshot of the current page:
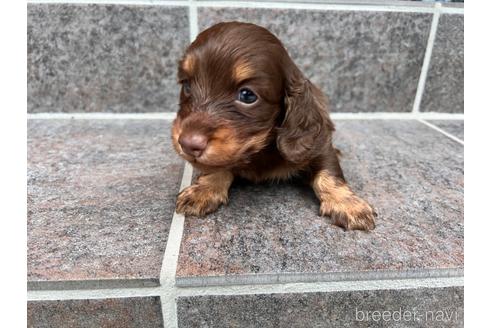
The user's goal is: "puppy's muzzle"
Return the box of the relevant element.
[178,133,208,158]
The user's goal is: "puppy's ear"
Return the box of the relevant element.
[277,66,334,164]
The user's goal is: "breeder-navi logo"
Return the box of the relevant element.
[355,307,459,323]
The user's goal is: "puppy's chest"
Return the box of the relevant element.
[232,150,305,183]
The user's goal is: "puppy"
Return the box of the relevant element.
[172,22,375,230]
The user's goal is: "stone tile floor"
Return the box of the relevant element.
[28,120,183,289]
[177,286,463,328]
[27,118,464,327]
[177,120,463,286]
[28,297,164,328]
[428,120,464,140]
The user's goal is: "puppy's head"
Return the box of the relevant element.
[172,22,331,172]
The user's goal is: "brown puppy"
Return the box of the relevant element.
[172,22,375,230]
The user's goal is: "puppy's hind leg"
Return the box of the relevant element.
[176,171,234,216]
[311,164,376,231]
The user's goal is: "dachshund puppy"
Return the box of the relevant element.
[172,22,375,230]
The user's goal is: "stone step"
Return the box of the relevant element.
[28,297,164,328]
[176,120,464,288]
[27,118,463,327]
[27,119,183,290]
[178,287,463,327]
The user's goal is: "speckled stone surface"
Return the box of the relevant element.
[177,287,463,328]
[427,120,464,141]
[27,4,188,113]
[176,120,463,285]
[421,14,464,113]
[198,9,431,112]
[28,297,163,328]
[27,120,183,288]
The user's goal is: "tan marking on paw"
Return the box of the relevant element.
[175,171,234,217]
[313,170,376,231]
[319,196,376,231]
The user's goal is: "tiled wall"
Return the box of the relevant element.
[199,8,432,113]
[27,1,464,113]
[27,4,189,113]
[420,13,464,112]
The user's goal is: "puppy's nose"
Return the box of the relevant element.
[178,133,208,157]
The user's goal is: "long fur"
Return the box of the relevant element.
[171,22,376,231]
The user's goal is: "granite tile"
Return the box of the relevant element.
[28,297,163,328]
[176,120,463,285]
[178,286,463,328]
[426,120,464,141]
[198,8,431,112]
[177,287,463,328]
[27,4,188,113]
[421,14,464,113]
[27,120,183,289]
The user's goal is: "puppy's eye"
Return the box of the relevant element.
[237,88,257,104]
[182,80,191,96]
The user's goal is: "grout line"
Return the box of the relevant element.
[27,275,463,301]
[330,112,464,120]
[439,7,464,15]
[25,0,463,14]
[412,2,441,114]
[27,112,177,120]
[418,119,464,145]
[189,0,199,41]
[27,112,464,120]
[177,276,464,297]
[158,8,198,327]
[159,162,193,328]
[27,0,189,6]
[195,1,435,13]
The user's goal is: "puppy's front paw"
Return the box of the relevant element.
[176,184,228,216]
[320,197,376,231]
